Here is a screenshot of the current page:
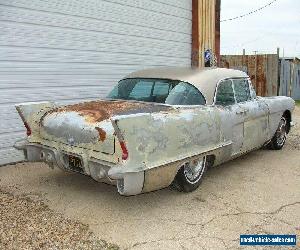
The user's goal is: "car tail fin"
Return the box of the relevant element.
[15,102,56,136]
[111,118,129,161]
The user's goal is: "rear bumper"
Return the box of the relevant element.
[14,140,145,196]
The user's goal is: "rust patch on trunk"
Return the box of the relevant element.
[95,127,106,142]
[46,100,172,124]
[54,101,149,123]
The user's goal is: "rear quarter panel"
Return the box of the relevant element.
[112,106,223,173]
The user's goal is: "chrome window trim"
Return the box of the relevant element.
[247,78,257,100]
[212,77,251,106]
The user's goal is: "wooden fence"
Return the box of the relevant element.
[220,54,279,97]
[279,59,300,100]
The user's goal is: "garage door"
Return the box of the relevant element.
[0,0,192,165]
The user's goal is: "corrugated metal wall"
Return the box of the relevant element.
[0,0,192,165]
[279,59,300,100]
[220,54,279,97]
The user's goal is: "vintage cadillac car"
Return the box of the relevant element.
[15,67,295,196]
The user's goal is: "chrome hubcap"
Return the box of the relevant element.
[276,118,287,147]
[183,157,206,184]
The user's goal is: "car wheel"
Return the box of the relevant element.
[172,156,207,192]
[268,116,288,150]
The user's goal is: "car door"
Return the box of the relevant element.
[247,79,270,145]
[215,79,245,156]
[232,78,269,152]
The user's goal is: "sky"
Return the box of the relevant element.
[221,0,300,57]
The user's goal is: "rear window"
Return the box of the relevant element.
[165,82,206,105]
[107,78,206,105]
[107,78,176,103]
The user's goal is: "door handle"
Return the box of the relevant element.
[236,110,245,115]
[236,109,249,115]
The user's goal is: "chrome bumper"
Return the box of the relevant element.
[14,140,114,180]
[14,140,145,196]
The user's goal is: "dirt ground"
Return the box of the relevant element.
[1,106,300,250]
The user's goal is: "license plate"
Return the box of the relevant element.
[68,155,83,169]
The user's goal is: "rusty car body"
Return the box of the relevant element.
[14,67,295,196]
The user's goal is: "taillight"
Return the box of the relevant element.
[24,121,32,136]
[119,141,128,160]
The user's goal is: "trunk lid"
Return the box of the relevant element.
[40,100,171,154]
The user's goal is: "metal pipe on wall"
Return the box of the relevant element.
[192,0,221,67]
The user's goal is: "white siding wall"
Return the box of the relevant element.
[0,0,192,165]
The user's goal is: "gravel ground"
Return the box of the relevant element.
[0,189,119,250]
[0,106,299,250]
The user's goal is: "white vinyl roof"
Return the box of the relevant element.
[125,67,248,104]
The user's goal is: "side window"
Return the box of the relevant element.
[165,82,206,105]
[233,79,251,103]
[215,80,235,106]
